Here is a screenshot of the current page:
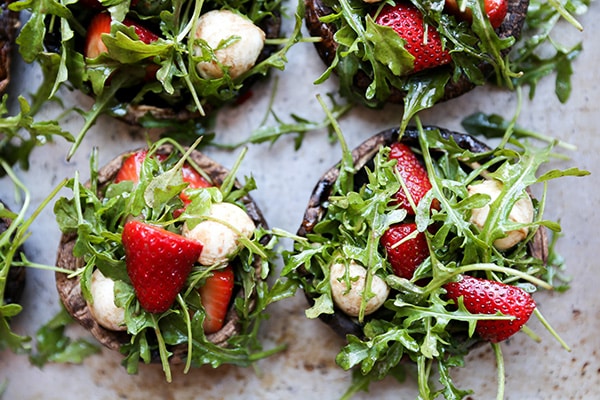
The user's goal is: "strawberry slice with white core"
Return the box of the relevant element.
[199,265,235,333]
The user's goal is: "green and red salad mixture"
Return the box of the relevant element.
[53,138,287,380]
[306,0,588,130]
[282,122,588,399]
[10,0,304,156]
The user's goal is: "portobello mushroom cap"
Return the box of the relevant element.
[304,0,530,104]
[297,126,548,338]
[55,144,269,363]
[43,9,282,124]
[1,199,27,305]
[0,0,20,95]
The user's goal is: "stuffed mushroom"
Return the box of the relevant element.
[54,139,279,379]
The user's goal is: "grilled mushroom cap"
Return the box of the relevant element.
[304,0,530,104]
[55,144,269,363]
[297,126,548,338]
[1,199,26,305]
[0,0,20,95]
[43,10,282,125]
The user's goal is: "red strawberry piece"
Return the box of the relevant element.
[483,0,508,29]
[180,163,212,205]
[114,149,148,183]
[122,220,203,313]
[443,275,536,343]
[114,150,211,199]
[84,13,112,58]
[84,13,158,59]
[199,265,235,334]
[124,18,159,44]
[445,0,508,29]
[374,2,452,73]
[381,222,429,279]
[389,142,438,214]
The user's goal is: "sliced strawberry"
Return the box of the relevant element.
[444,275,536,343]
[180,163,212,204]
[389,142,438,214]
[114,150,211,202]
[198,265,235,334]
[445,0,508,29]
[374,2,452,73]
[124,18,159,44]
[85,13,112,58]
[122,220,203,313]
[84,13,158,59]
[381,222,429,279]
[114,150,148,183]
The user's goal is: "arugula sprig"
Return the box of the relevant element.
[510,0,589,103]
[282,122,588,399]
[0,161,73,355]
[53,137,288,380]
[0,94,73,175]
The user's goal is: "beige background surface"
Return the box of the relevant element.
[1,2,599,399]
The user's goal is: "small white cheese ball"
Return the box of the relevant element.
[330,260,390,317]
[468,179,534,250]
[183,202,256,266]
[194,10,265,79]
[88,269,126,331]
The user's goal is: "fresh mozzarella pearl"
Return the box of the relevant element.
[468,179,534,250]
[183,202,256,266]
[329,260,390,317]
[88,269,126,331]
[194,10,265,79]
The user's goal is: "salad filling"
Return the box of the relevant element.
[305,0,530,108]
[54,138,282,380]
[283,125,587,398]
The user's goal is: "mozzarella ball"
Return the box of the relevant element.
[88,269,126,331]
[330,260,390,317]
[183,202,256,266]
[468,179,534,250]
[194,10,265,79]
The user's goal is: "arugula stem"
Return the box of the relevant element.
[425,263,553,293]
[520,325,542,342]
[533,308,571,351]
[547,0,584,31]
[247,343,287,361]
[176,295,193,374]
[178,0,205,43]
[151,314,173,382]
[175,53,205,116]
[492,342,505,400]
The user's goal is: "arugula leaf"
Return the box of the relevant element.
[0,95,73,175]
[508,0,589,103]
[29,308,100,367]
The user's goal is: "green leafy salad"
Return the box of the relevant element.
[282,122,588,399]
[306,0,589,129]
[10,0,303,156]
[53,138,290,380]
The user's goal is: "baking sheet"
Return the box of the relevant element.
[1,3,599,399]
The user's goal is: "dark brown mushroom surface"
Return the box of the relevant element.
[297,126,548,338]
[0,0,20,95]
[304,0,530,104]
[1,199,26,305]
[55,144,269,362]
